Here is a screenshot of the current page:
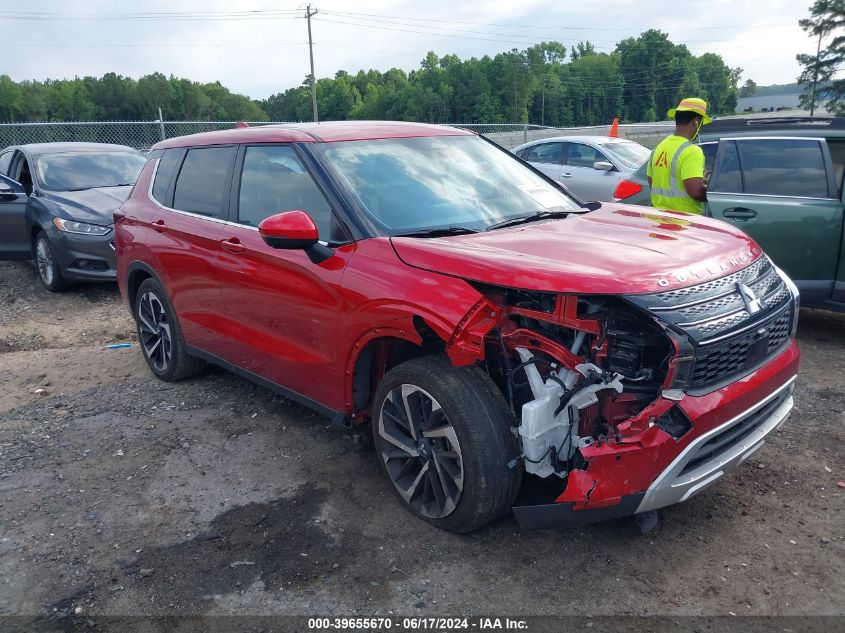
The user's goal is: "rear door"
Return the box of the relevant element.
[0,167,29,259]
[522,142,564,181]
[561,142,619,201]
[706,137,842,303]
[217,144,355,409]
[152,145,237,356]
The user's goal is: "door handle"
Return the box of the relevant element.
[561,172,574,178]
[220,238,246,254]
[152,219,167,233]
[722,207,757,220]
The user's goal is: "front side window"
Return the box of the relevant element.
[525,142,564,164]
[35,151,146,192]
[172,146,236,218]
[237,145,335,238]
[737,138,829,198]
[566,143,603,168]
[315,135,580,234]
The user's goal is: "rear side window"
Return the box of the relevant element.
[151,149,184,205]
[710,141,742,193]
[526,142,564,164]
[737,139,829,198]
[237,145,335,239]
[172,146,236,218]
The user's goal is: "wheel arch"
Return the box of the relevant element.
[346,315,450,420]
[125,261,163,312]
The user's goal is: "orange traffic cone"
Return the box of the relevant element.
[609,117,619,138]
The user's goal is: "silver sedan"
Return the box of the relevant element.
[512,135,651,202]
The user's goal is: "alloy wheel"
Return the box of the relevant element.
[377,384,464,519]
[35,237,54,286]
[137,291,172,372]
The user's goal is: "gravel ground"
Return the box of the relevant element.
[0,260,843,624]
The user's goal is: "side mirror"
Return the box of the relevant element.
[0,178,24,195]
[258,210,334,264]
[593,161,615,172]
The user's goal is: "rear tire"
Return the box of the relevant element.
[372,355,522,533]
[134,278,205,381]
[33,232,67,292]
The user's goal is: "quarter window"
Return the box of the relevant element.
[172,146,236,218]
[737,139,829,198]
[237,145,335,239]
[152,149,184,206]
[525,142,564,164]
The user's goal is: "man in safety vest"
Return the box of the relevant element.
[647,97,712,214]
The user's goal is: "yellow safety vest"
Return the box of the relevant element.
[646,135,705,214]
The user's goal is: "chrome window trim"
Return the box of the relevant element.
[147,156,259,232]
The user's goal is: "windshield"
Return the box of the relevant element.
[315,135,580,234]
[599,141,651,169]
[35,151,146,191]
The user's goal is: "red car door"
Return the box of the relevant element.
[150,145,237,357]
[216,144,355,410]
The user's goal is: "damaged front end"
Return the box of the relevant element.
[449,260,797,529]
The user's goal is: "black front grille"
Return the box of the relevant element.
[690,306,792,390]
[626,256,795,393]
[679,386,791,476]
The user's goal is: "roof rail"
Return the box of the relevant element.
[705,116,845,133]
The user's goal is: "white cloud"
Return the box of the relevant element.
[2,0,816,99]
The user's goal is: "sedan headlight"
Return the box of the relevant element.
[52,217,111,236]
[774,261,800,337]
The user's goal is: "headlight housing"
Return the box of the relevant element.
[774,262,800,337]
[52,217,111,236]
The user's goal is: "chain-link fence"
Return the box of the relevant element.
[0,120,674,152]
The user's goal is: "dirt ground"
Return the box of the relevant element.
[1,259,843,623]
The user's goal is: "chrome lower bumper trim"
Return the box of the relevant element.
[636,375,797,514]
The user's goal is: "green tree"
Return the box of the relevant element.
[797,0,845,113]
[0,75,24,122]
[740,78,758,97]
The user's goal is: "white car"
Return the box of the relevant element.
[513,135,651,202]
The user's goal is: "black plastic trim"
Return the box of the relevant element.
[512,492,646,530]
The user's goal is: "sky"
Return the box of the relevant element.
[1,0,817,100]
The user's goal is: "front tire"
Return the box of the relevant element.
[33,232,67,292]
[134,278,205,381]
[372,355,522,533]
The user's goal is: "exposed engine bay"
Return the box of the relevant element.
[464,285,692,482]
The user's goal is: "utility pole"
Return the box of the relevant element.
[306,4,319,123]
[810,29,823,117]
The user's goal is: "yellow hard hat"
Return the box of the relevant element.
[667,97,712,124]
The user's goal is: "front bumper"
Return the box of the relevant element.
[513,340,800,529]
[48,225,116,282]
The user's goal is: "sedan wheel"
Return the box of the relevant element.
[34,232,66,292]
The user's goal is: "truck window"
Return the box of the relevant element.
[709,141,742,193]
[736,138,829,198]
[826,140,845,197]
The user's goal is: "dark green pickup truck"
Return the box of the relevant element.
[614,117,845,312]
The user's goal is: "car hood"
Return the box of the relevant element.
[390,204,763,295]
[39,186,133,225]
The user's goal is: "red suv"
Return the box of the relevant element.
[116,122,800,533]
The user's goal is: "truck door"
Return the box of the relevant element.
[705,137,842,304]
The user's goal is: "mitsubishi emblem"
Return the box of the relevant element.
[737,282,765,315]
